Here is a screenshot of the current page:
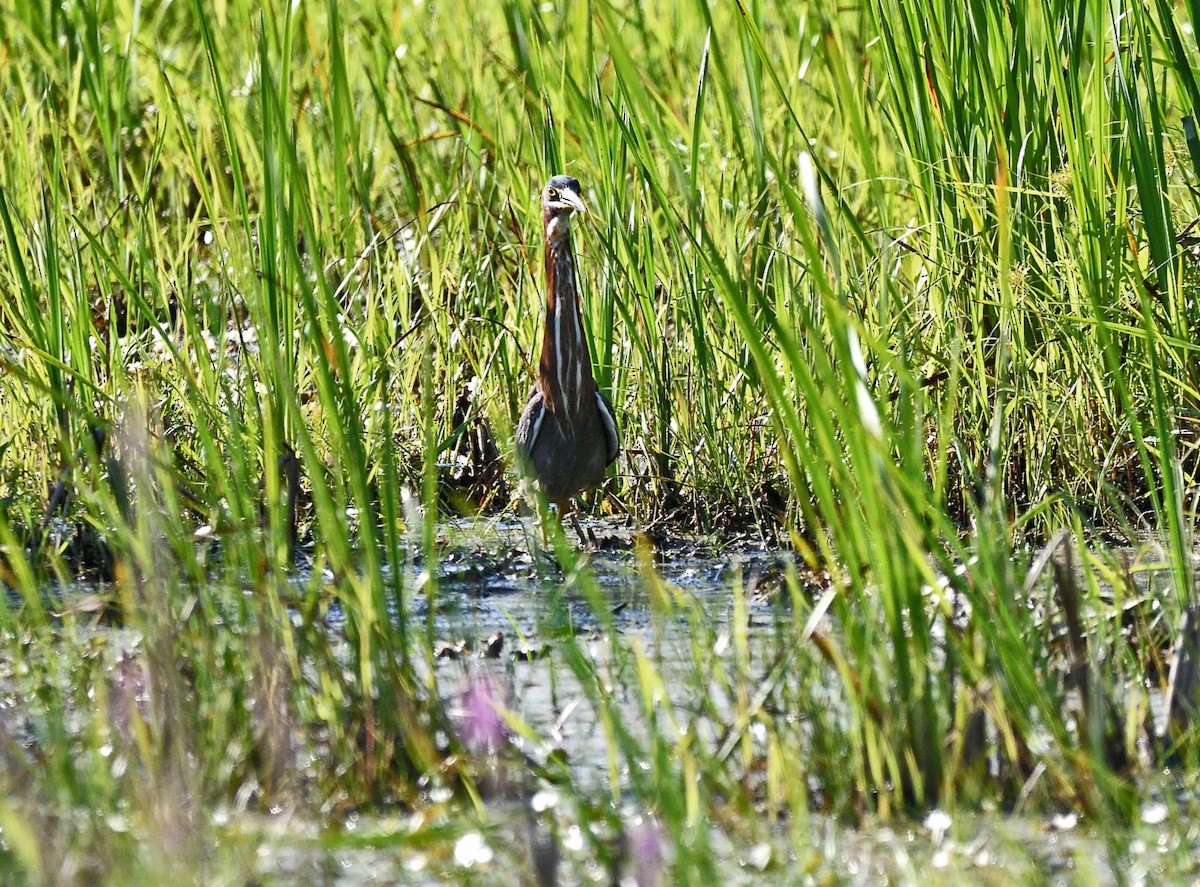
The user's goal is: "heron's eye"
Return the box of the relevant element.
[547,187,559,199]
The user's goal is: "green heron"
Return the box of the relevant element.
[516,175,619,538]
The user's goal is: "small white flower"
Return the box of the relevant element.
[745,843,771,870]
[1141,802,1168,825]
[562,825,584,852]
[1050,811,1077,831]
[454,831,493,867]
[924,809,952,844]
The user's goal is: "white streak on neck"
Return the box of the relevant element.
[546,214,570,242]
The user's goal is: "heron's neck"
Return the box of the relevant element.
[540,222,595,423]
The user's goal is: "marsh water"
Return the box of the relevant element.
[250,520,1189,885]
[43,520,1196,885]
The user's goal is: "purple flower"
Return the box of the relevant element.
[626,815,665,887]
[459,675,508,754]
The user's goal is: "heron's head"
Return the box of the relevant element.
[542,175,586,241]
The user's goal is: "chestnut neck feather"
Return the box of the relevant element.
[539,208,595,428]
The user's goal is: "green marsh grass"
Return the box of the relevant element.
[0,0,1198,883]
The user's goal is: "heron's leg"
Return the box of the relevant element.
[561,499,596,549]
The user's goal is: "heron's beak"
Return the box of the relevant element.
[560,188,587,214]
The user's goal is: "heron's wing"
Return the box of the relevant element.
[595,390,620,466]
[516,384,545,458]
